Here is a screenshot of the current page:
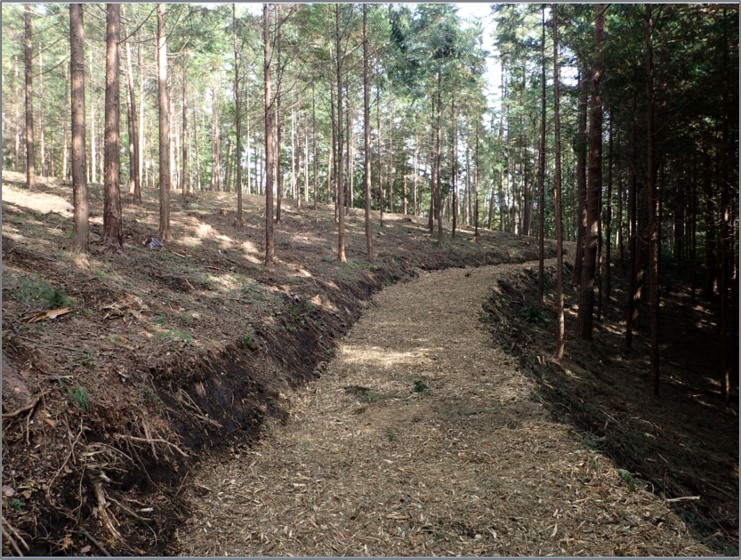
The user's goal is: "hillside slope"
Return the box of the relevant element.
[1,171,554,555]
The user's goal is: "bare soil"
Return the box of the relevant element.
[2,170,551,555]
[176,259,716,556]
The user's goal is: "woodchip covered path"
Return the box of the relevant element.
[176,259,711,556]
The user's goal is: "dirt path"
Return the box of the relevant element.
[176,259,711,556]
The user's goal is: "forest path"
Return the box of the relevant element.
[176,258,710,556]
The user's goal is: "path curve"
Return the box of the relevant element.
[177,259,710,556]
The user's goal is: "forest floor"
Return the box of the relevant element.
[176,258,734,556]
[1,171,737,556]
[1,170,550,555]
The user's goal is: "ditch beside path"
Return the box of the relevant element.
[176,258,711,556]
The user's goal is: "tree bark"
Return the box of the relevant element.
[335,4,346,262]
[233,4,243,223]
[537,5,547,303]
[264,3,275,266]
[575,5,604,340]
[24,4,36,191]
[572,67,589,285]
[123,7,141,204]
[69,4,89,253]
[62,64,70,181]
[645,5,660,396]
[157,3,171,240]
[103,3,123,250]
[553,3,565,360]
[363,4,374,262]
[182,61,189,200]
[38,51,45,177]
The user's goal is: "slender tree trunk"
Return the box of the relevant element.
[413,135,418,216]
[103,3,123,250]
[24,5,36,191]
[38,51,45,177]
[537,4,547,303]
[363,5,374,262]
[246,97,252,195]
[312,84,318,209]
[553,3,565,360]
[157,3,171,240]
[14,62,22,172]
[275,9,283,222]
[233,4,243,223]
[89,51,97,184]
[211,89,221,191]
[576,5,604,340]
[69,4,89,253]
[182,61,188,199]
[62,64,70,181]
[604,112,614,308]
[335,4,346,262]
[572,67,589,284]
[625,105,639,352]
[645,5,660,396]
[123,9,141,203]
[451,93,457,240]
[137,44,145,194]
[474,125,480,238]
[435,71,443,246]
[264,3,275,266]
[377,84,385,228]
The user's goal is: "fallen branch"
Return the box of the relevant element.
[78,528,111,557]
[2,517,30,556]
[665,495,701,503]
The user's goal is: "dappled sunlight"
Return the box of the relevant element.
[337,343,432,370]
[2,182,73,217]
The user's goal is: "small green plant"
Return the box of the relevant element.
[242,335,254,349]
[10,274,74,309]
[520,304,547,325]
[69,385,90,411]
[413,380,430,394]
[385,427,399,443]
[617,468,637,492]
[10,498,26,512]
[143,387,162,414]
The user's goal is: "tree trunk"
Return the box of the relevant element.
[38,51,45,177]
[275,8,283,222]
[103,3,123,250]
[435,71,443,247]
[211,90,221,191]
[69,4,89,253]
[645,5,660,396]
[553,3,565,360]
[157,3,171,240]
[363,5,374,262]
[137,43,145,194]
[335,4,346,262]
[264,3,275,266]
[625,104,639,352]
[603,112,614,310]
[377,84,385,228]
[537,4,547,303]
[62,64,70,181]
[182,61,188,200]
[575,5,604,340]
[233,4,243,223]
[89,51,97,184]
[451,93,457,240]
[24,5,36,191]
[123,8,141,203]
[572,67,589,284]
